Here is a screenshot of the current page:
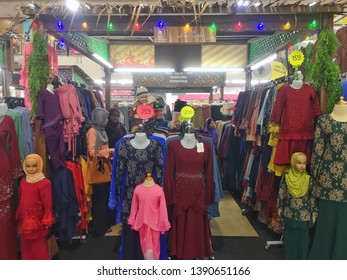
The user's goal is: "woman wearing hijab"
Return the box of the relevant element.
[86,108,115,237]
[205,117,218,152]
[277,152,317,259]
[16,154,55,259]
[105,107,128,148]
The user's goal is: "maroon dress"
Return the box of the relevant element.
[0,115,22,260]
[270,84,321,165]
[164,139,214,259]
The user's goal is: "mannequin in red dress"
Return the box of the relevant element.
[16,154,55,260]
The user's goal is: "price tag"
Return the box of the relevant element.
[180,106,195,119]
[137,104,154,119]
[288,50,305,68]
[196,142,204,153]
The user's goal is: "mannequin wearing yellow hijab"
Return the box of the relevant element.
[285,152,310,198]
[277,152,318,260]
[23,154,45,183]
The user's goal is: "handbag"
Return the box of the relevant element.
[86,157,111,185]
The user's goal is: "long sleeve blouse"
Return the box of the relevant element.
[128,183,170,233]
[270,84,321,140]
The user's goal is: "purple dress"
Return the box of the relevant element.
[36,89,66,169]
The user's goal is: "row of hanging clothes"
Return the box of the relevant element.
[1,97,35,162]
[108,117,223,260]
[216,75,322,234]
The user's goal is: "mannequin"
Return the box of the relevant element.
[143,173,155,187]
[277,152,317,260]
[128,173,170,260]
[130,132,150,149]
[330,96,347,122]
[290,71,304,89]
[16,154,55,260]
[180,133,198,149]
[0,102,8,124]
[308,97,347,259]
[46,84,54,93]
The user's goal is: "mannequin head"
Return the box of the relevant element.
[291,152,307,173]
[23,154,44,182]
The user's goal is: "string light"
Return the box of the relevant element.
[210,23,217,31]
[158,21,165,29]
[284,21,291,30]
[135,23,141,30]
[59,38,65,48]
[108,22,114,31]
[185,24,190,30]
[257,22,264,30]
[57,21,64,30]
[309,19,317,29]
[236,21,243,30]
[305,35,310,41]
[82,22,88,29]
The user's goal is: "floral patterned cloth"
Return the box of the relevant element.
[278,176,317,222]
[311,114,347,202]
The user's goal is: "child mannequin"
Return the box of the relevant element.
[128,174,170,260]
[277,152,317,260]
[16,154,55,260]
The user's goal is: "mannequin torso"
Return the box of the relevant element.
[46,84,54,93]
[180,133,198,149]
[290,79,303,90]
[143,173,155,187]
[0,102,8,124]
[330,103,347,122]
[130,132,150,149]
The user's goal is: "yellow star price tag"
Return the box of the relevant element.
[180,106,195,119]
[288,50,305,68]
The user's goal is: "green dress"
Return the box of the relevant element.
[309,114,347,260]
[278,177,317,260]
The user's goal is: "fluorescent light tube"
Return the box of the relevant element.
[92,53,114,69]
[113,68,175,73]
[183,67,245,72]
[250,54,277,70]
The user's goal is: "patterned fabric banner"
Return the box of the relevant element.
[202,45,247,68]
[110,45,155,67]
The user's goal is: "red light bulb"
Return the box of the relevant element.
[236,22,243,30]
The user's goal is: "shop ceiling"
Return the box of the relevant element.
[2,1,337,68]
[7,1,345,45]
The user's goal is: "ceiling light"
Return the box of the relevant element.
[66,0,80,12]
[250,54,277,70]
[231,80,246,84]
[113,68,175,73]
[254,2,261,7]
[92,53,114,69]
[309,2,317,6]
[184,67,245,72]
[237,0,244,7]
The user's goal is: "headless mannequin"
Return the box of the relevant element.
[46,84,54,93]
[180,133,198,149]
[130,132,150,149]
[330,97,347,122]
[290,71,304,90]
[143,173,155,187]
[0,102,8,124]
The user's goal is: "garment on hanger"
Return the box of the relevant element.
[0,115,22,260]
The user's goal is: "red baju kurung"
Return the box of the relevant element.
[164,139,215,260]
[16,178,55,260]
[270,84,321,165]
[0,115,22,260]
